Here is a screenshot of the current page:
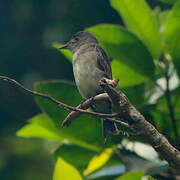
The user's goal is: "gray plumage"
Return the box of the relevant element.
[59,31,118,139]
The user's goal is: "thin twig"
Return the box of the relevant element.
[0,76,119,119]
[106,118,135,136]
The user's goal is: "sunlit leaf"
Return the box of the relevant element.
[164,0,180,76]
[110,0,162,58]
[17,114,100,151]
[152,7,170,33]
[83,148,114,176]
[87,24,155,79]
[115,170,144,180]
[159,11,170,28]
[112,60,148,87]
[53,158,83,180]
[17,114,63,140]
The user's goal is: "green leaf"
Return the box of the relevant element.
[112,60,148,87]
[87,24,155,79]
[17,114,63,140]
[115,170,144,180]
[152,111,174,141]
[110,0,162,58]
[52,42,73,61]
[122,84,145,108]
[17,114,100,151]
[55,144,121,175]
[83,148,114,176]
[33,80,120,149]
[152,87,180,140]
[53,158,83,180]
[54,144,96,172]
[164,0,180,76]
[152,7,170,31]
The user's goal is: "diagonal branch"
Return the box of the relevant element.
[62,93,109,127]
[62,94,134,133]
[99,77,180,170]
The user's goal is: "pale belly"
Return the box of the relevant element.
[73,59,104,98]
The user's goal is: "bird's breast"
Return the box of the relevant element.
[72,52,103,98]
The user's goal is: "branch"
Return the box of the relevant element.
[0,76,131,132]
[1,75,179,169]
[62,93,109,127]
[0,76,118,119]
[100,78,180,170]
[62,78,120,127]
[62,97,134,134]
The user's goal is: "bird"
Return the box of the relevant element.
[59,31,118,140]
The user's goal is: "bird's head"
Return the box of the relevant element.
[59,31,98,53]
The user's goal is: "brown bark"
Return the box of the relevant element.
[0,75,180,170]
[100,78,180,169]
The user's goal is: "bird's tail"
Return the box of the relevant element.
[102,119,118,141]
[91,99,118,141]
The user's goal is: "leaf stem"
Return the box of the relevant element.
[165,71,179,145]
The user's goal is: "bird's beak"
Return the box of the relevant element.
[58,44,68,49]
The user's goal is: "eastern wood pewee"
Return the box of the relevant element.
[59,31,118,139]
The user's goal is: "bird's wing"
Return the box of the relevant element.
[95,45,112,79]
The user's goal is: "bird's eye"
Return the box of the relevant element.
[74,37,79,41]
[70,36,80,43]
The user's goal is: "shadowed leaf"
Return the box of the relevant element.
[87,24,155,79]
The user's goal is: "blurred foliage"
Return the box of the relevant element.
[0,0,179,179]
[53,158,83,180]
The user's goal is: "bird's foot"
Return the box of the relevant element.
[100,77,119,88]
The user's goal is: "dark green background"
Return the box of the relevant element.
[0,0,171,179]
